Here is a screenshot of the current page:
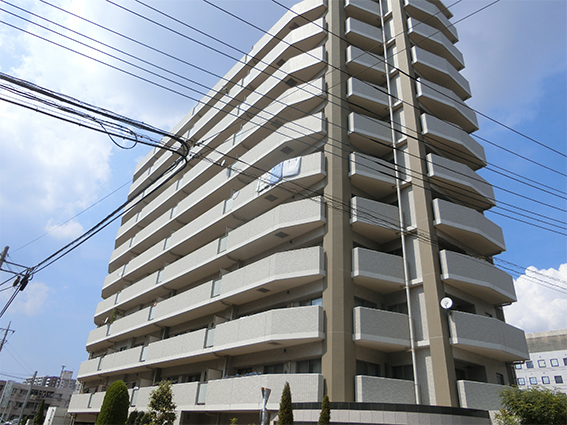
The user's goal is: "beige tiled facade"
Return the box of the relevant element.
[70,0,528,423]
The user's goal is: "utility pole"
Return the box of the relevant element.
[0,322,14,355]
[0,246,8,269]
[18,371,37,425]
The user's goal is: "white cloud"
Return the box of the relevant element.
[0,281,52,317]
[45,218,84,240]
[505,264,567,334]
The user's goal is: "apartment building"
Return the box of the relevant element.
[69,0,529,423]
[514,329,567,393]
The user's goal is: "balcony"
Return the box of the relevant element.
[83,306,323,381]
[353,307,410,351]
[427,153,495,211]
[411,46,470,100]
[407,18,463,70]
[352,248,404,293]
[346,46,386,85]
[404,0,458,43]
[355,376,416,404]
[449,311,529,361]
[420,114,486,170]
[432,198,505,256]
[457,380,505,411]
[349,152,396,199]
[348,112,393,157]
[415,78,478,133]
[345,0,381,26]
[347,78,389,118]
[345,18,383,53]
[439,250,516,304]
[351,197,399,243]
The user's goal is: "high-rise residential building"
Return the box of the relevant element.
[69,0,529,423]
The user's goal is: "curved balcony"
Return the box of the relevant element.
[346,46,386,85]
[345,0,381,26]
[351,197,399,243]
[349,152,396,199]
[347,78,389,118]
[407,18,463,70]
[427,153,495,211]
[439,250,516,304]
[416,78,478,133]
[81,306,323,380]
[404,0,458,43]
[109,146,326,274]
[420,114,486,170]
[355,376,416,404]
[448,311,529,361]
[411,46,470,100]
[96,245,325,333]
[352,248,404,293]
[353,307,410,351]
[348,112,393,157]
[345,18,383,53]
[432,198,505,256]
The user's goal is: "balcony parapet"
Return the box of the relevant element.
[427,153,495,211]
[345,18,383,53]
[352,248,404,294]
[457,380,506,411]
[351,197,399,243]
[432,198,505,256]
[345,0,381,26]
[346,46,386,85]
[355,376,416,404]
[404,0,458,42]
[349,152,396,199]
[439,250,516,304]
[449,311,529,361]
[347,78,389,118]
[348,112,393,157]
[353,306,410,351]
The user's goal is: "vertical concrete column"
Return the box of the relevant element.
[321,0,356,402]
[389,0,458,406]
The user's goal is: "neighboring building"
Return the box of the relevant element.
[69,0,529,423]
[514,329,567,393]
[23,372,77,391]
[0,374,75,423]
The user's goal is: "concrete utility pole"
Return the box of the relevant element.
[18,371,37,424]
[0,321,14,355]
[0,246,9,269]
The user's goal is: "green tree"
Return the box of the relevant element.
[496,386,567,425]
[33,400,46,425]
[96,380,130,425]
[277,382,293,425]
[21,415,29,425]
[140,412,151,425]
[147,381,177,425]
[127,410,139,425]
[317,395,330,425]
[229,417,238,425]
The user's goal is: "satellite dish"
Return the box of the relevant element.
[440,297,453,310]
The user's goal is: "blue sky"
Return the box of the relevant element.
[0,0,565,381]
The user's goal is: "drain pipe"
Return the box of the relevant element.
[378,0,421,404]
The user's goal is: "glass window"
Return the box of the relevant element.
[538,360,546,368]
[526,361,534,368]
[517,377,525,385]
[529,377,537,385]
[514,364,522,369]
[264,363,284,374]
[356,360,380,377]
[555,376,563,384]
[496,373,505,385]
[542,376,550,384]
[297,359,321,374]
[550,358,559,367]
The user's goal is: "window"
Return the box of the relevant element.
[555,376,563,384]
[514,364,522,369]
[392,365,414,381]
[551,358,559,367]
[496,373,505,385]
[356,360,380,377]
[517,377,525,385]
[542,376,550,384]
[538,359,546,368]
[297,359,321,374]
[526,361,534,368]
[529,377,537,385]
[264,363,284,374]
